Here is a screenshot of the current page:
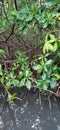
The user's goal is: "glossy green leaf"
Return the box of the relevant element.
[26,15,33,22]
[53,42,57,51]
[44,84,47,90]
[52,74,60,79]
[50,78,57,88]
[19,78,25,87]
[39,82,44,89]
[33,64,42,70]
[17,71,23,79]
[31,4,35,13]
[26,80,31,90]
[46,60,52,65]
[11,79,19,87]
[48,34,56,43]
[43,42,53,53]
[0,49,6,56]
[34,14,41,21]
[6,81,11,90]
[8,93,17,104]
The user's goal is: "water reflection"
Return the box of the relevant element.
[0,89,60,130]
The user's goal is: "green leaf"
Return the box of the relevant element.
[42,73,46,80]
[50,78,57,88]
[48,43,54,50]
[31,4,35,13]
[56,13,60,20]
[17,71,23,79]
[6,81,11,90]
[0,49,6,56]
[39,82,44,89]
[11,79,19,87]
[14,50,21,57]
[20,8,28,14]
[10,10,18,17]
[53,42,57,51]
[8,95,13,104]
[43,42,54,53]
[33,64,43,73]
[20,22,26,30]
[26,15,33,22]
[19,78,25,87]
[46,60,52,65]
[0,18,7,33]
[34,14,41,21]
[44,34,56,46]
[44,84,47,90]
[26,80,31,90]
[23,69,32,77]
[43,35,58,53]
[8,93,17,104]
[43,22,48,28]
[9,71,15,78]
[48,34,56,43]
[52,74,60,79]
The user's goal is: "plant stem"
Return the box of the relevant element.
[2,83,23,102]
[47,89,60,97]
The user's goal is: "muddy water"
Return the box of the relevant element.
[0,88,60,130]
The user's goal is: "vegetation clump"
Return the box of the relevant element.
[0,0,60,104]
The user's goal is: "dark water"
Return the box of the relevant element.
[0,88,60,130]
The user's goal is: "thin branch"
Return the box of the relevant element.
[0,24,15,43]
[5,24,15,42]
[48,94,52,110]
[2,83,23,102]
[24,46,39,54]
[47,89,60,97]
[14,33,31,49]
[14,0,18,10]
[14,97,23,101]
[0,59,16,64]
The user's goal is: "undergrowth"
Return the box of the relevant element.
[0,0,60,104]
